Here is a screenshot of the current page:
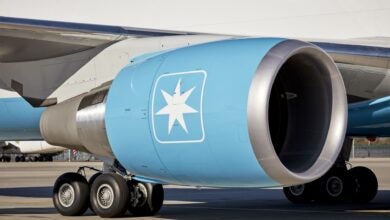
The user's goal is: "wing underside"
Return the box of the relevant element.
[312,42,390,102]
[0,16,195,106]
[0,16,389,105]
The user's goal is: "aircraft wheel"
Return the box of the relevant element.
[20,156,25,162]
[128,181,164,216]
[89,172,102,186]
[283,183,314,203]
[90,173,129,218]
[347,166,378,203]
[5,156,11,162]
[88,172,102,213]
[53,172,89,216]
[318,168,348,202]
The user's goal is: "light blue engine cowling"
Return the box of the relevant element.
[105,38,347,187]
[40,38,347,188]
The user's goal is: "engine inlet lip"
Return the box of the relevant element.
[247,39,347,185]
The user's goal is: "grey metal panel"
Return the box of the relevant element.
[338,63,390,100]
[313,41,390,100]
[40,94,86,150]
[40,85,114,158]
[76,87,113,158]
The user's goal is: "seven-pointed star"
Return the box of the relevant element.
[156,79,198,134]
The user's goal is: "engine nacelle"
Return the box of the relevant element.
[41,38,347,187]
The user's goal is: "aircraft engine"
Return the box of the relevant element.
[40,38,347,187]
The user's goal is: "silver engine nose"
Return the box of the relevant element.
[248,40,347,185]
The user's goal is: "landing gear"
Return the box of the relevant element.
[347,166,378,203]
[283,183,314,203]
[128,181,164,216]
[318,168,348,202]
[88,172,102,186]
[284,165,377,204]
[53,165,165,218]
[90,173,130,218]
[284,137,378,204]
[53,172,90,216]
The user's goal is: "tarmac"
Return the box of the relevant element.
[1,159,390,219]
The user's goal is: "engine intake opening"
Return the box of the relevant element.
[269,53,332,173]
[248,39,347,185]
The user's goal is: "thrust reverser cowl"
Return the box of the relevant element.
[105,38,348,187]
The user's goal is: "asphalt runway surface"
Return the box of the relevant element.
[1,159,390,219]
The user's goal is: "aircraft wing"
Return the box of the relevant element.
[0,16,194,62]
[312,41,390,102]
[0,16,389,106]
[0,16,199,106]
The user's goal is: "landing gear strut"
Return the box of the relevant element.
[283,138,378,204]
[53,163,165,218]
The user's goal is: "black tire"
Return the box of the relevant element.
[318,168,348,203]
[283,183,314,204]
[15,156,20,162]
[89,172,102,186]
[53,172,90,216]
[88,172,102,213]
[90,173,129,218]
[128,181,164,216]
[347,166,378,203]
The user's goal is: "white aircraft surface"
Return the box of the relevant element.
[0,0,389,218]
[0,141,66,162]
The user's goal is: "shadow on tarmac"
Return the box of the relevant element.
[1,187,390,219]
[0,187,52,198]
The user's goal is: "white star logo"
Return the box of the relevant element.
[155,79,198,134]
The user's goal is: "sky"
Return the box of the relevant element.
[0,0,389,39]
